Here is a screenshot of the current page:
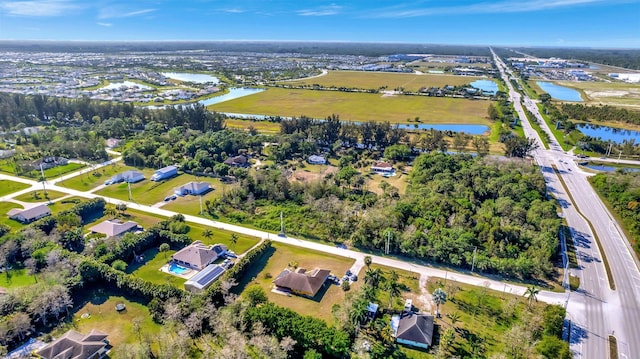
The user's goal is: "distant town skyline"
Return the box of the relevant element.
[0,0,639,48]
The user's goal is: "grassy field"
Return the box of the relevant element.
[0,268,36,289]
[96,173,225,205]
[162,178,237,214]
[0,162,85,179]
[283,70,483,92]
[0,202,25,232]
[14,190,68,203]
[49,197,84,214]
[58,292,162,347]
[58,163,141,191]
[234,242,355,322]
[0,180,30,197]
[209,88,492,125]
[364,171,410,197]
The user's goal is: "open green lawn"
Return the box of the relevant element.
[14,190,68,203]
[234,242,355,322]
[0,202,24,232]
[209,88,492,125]
[365,171,410,197]
[162,178,237,214]
[1,162,86,179]
[49,197,84,215]
[0,180,30,197]
[284,71,484,92]
[225,118,281,133]
[96,173,222,205]
[0,268,36,289]
[58,163,142,191]
[186,223,259,254]
[58,292,162,347]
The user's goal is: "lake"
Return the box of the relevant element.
[583,164,640,173]
[536,82,583,102]
[102,81,152,90]
[199,88,265,106]
[161,72,219,84]
[577,123,640,144]
[470,79,498,94]
[218,111,490,134]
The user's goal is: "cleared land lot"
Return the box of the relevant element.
[14,190,67,202]
[234,242,355,321]
[533,80,640,109]
[0,180,30,197]
[58,163,143,191]
[0,162,85,179]
[283,70,483,92]
[162,177,237,214]
[96,173,222,205]
[209,88,491,124]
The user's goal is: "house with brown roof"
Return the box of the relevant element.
[273,267,330,297]
[223,155,249,167]
[171,240,223,270]
[89,219,139,238]
[34,329,109,359]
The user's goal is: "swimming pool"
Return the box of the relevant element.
[169,263,190,275]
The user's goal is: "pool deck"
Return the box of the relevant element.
[160,263,198,280]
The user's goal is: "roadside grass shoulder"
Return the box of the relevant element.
[536,104,572,151]
[14,190,67,203]
[0,180,30,197]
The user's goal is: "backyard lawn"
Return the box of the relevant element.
[209,88,492,125]
[14,190,68,203]
[127,247,186,287]
[58,293,162,347]
[0,202,25,232]
[0,180,30,197]
[284,71,483,93]
[57,163,142,191]
[234,242,355,321]
[96,173,222,205]
[162,178,237,214]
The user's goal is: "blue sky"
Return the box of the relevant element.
[0,0,639,48]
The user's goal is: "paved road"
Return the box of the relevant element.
[492,49,640,359]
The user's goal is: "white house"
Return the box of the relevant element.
[308,155,327,165]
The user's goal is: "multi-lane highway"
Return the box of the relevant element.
[492,49,640,359]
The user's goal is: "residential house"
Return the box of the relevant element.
[184,264,226,293]
[89,219,139,238]
[307,155,327,165]
[151,165,178,181]
[273,267,330,297]
[370,161,395,175]
[223,155,249,167]
[7,205,51,224]
[171,240,222,270]
[174,181,212,196]
[390,312,434,349]
[34,329,109,359]
[32,156,69,171]
[107,170,145,184]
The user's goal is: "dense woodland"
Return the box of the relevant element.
[590,172,640,251]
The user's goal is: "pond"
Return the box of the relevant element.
[102,81,152,90]
[199,88,265,106]
[536,81,583,102]
[161,72,219,84]
[583,164,640,173]
[470,79,498,94]
[577,123,640,144]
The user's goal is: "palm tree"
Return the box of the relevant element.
[447,311,461,329]
[524,285,540,309]
[230,233,238,251]
[433,288,447,318]
[364,255,372,269]
[202,229,213,242]
[364,267,383,289]
[385,271,401,309]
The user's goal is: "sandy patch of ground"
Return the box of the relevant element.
[291,165,337,183]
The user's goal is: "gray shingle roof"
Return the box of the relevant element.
[396,313,434,346]
[35,329,108,359]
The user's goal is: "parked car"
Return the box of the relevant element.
[350,274,358,282]
[345,269,352,277]
[225,252,238,259]
[164,196,171,202]
[169,195,177,200]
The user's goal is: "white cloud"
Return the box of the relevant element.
[368,0,616,18]
[97,22,112,27]
[0,0,78,16]
[221,8,245,13]
[98,7,155,19]
[297,4,341,16]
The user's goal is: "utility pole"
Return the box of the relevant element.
[279,211,284,236]
[199,195,203,215]
[618,150,622,163]
[385,231,391,255]
[127,181,132,201]
[471,247,477,273]
[39,164,48,197]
